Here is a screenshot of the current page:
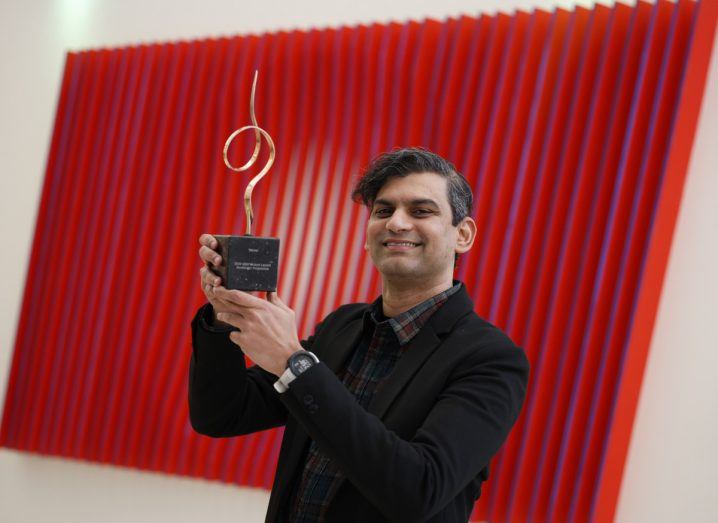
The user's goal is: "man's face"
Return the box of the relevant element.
[365,172,465,282]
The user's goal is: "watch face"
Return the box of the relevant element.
[290,353,315,375]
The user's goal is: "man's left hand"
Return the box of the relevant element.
[211,287,303,377]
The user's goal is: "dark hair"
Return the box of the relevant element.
[351,147,473,225]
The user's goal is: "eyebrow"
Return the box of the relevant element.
[373,198,441,208]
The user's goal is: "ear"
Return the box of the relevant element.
[454,216,477,255]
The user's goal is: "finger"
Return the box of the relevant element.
[199,245,222,266]
[200,266,222,287]
[199,234,218,249]
[200,269,220,293]
[203,283,218,303]
[204,288,236,317]
[201,275,221,298]
[216,311,246,329]
[229,330,243,346]
[203,282,219,299]
[210,300,237,320]
[206,287,250,315]
[213,287,266,309]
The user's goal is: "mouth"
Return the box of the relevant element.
[382,240,422,250]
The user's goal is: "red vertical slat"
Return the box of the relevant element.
[485,5,593,515]
[53,49,121,456]
[100,44,161,466]
[405,19,443,146]
[469,8,534,310]
[109,42,179,469]
[570,0,700,519]
[442,15,492,165]
[472,8,573,516]
[98,42,197,466]
[19,51,98,453]
[40,50,114,456]
[458,12,513,298]
[503,4,636,520]
[297,25,355,336]
[527,3,653,520]
[546,1,676,520]
[593,1,717,520]
[146,38,229,474]
[0,51,77,446]
[495,4,614,520]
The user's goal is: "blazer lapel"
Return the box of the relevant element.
[368,284,474,419]
[368,325,441,419]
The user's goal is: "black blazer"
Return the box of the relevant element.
[189,284,529,522]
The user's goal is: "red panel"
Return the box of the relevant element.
[593,0,718,521]
[1,2,715,521]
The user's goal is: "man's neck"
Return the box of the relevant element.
[380,276,455,317]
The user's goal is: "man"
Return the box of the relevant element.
[189,148,529,522]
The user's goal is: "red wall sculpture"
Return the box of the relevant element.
[2,0,716,521]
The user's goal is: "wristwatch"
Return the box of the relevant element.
[273,350,319,393]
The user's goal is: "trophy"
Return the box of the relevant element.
[210,71,280,292]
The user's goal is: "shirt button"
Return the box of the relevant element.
[303,394,314,405]
[307,404,319,414]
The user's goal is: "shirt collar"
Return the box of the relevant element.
[366,282,462,346]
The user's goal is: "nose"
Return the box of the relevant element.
[386,208,412,233]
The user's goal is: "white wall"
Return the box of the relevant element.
[1,1,715,521]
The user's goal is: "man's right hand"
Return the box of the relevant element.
[198,233,232,327]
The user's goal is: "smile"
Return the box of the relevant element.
[383,241,421,248]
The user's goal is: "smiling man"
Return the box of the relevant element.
[189,148,529,522]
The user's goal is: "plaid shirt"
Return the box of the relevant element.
[287,283,461,522]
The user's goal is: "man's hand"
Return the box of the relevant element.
[198,233,235,326]
[212,287,303,377]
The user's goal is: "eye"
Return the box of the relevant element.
[374,208,392,217]
[413,209,433,216]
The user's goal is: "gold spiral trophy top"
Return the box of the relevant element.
[222,70,276,235]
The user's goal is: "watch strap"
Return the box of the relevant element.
[273,366,296,393]
[273,351,319,393]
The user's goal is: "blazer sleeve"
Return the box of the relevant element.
[188,302,335,438]
[278,339,529,522]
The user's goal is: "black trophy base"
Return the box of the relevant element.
[210,234,280,292]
